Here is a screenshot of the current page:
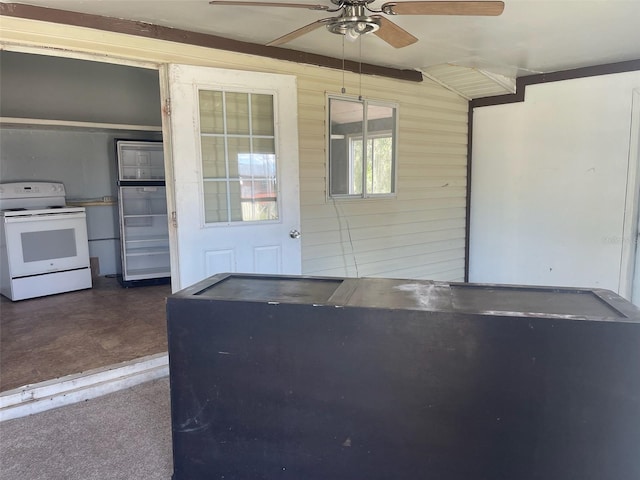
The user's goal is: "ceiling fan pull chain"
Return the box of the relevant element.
[358,35,363,100]
[341,35,346,94]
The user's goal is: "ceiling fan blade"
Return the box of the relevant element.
[209,1,329,11]
[382,1,504,16]
[374,16,418,48]
[266,19,331,46]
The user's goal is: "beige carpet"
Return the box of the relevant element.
[0,377,172,480]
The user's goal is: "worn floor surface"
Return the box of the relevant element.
[0,276,171,391]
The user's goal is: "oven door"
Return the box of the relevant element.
[4,211,90,278]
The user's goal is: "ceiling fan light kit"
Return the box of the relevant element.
[210,0,504,47]
[326,16,381,42]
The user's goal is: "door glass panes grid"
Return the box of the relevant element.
[199,90,278,224]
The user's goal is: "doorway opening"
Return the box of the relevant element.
[0,50,169,393]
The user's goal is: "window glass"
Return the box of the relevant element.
[199,90,224,134]
[201,136,226,178]
[251,94,275,136]
[225,92,250,135]
[329,97,396,198]
[203,181,228,223]
[199,89,279,223]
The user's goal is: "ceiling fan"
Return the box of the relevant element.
[209,0,504,48]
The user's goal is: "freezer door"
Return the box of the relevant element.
[116,140,165,181]
[118,186,170,282]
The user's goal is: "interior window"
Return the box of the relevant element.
[328,96,397,198]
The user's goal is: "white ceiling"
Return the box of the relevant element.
[7,1,640,82]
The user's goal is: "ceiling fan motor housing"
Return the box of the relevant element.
[210,0,505,48]
[329,0,377,6]
[326,4,381,38]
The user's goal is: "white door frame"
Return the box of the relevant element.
[1,45,174,280]
[158,65,181,293]
[2,46,181,291]
[619,88,640,301]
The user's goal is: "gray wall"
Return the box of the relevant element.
[0,51,161,125]
[0,51,163,276]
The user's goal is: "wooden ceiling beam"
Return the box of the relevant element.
[0,3,423,83]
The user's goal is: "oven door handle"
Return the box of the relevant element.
[4,212,86,223]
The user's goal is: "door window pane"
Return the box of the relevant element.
[203,181,228,223]
[251,94,275,136]
[201,136,226,178]
[225,92,250,135]
[199,89,279,223]
[252,137,276,157]
[199,91,224,134]
[227,137,251,178]
[229,181,243,222]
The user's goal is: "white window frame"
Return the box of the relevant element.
[327,94,398,199]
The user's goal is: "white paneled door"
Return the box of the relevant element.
[164,64,301,290]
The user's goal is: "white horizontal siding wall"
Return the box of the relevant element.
[1,17,469,282]
[298,73,468,281]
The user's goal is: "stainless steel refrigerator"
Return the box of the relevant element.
[116,139,170,287]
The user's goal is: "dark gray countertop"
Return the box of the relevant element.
[176,273,640,321]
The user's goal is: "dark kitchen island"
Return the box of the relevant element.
[167,273,640,480]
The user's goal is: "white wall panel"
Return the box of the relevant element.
[470,71,640,296]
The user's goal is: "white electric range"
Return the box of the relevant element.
[0,182,92,301]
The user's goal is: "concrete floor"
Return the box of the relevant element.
[0,276,171,392]
[0,376,173,480]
